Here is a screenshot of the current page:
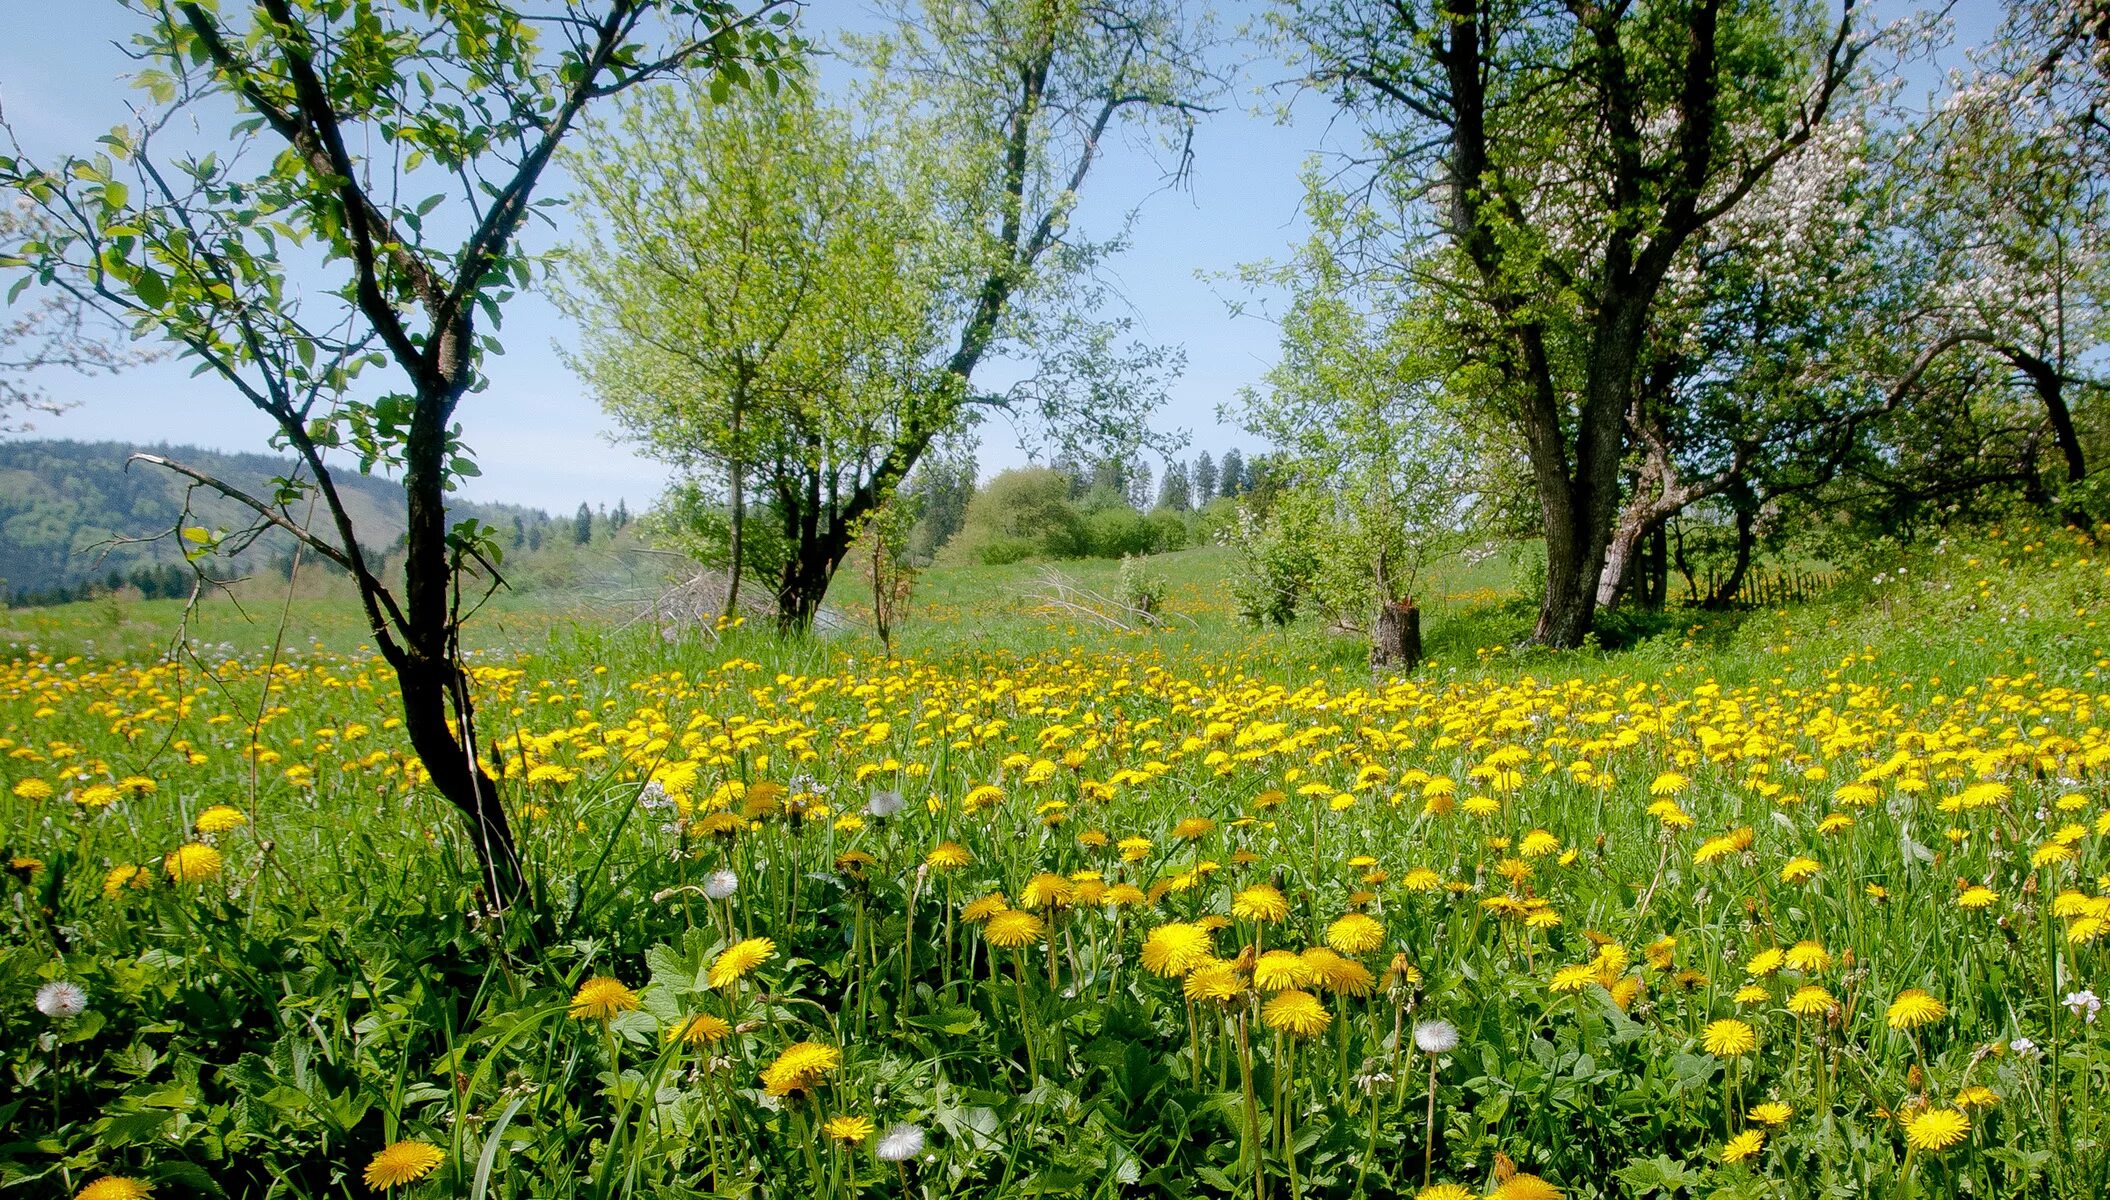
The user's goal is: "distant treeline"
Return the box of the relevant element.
[0,440,624,606]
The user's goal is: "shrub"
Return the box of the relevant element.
[951,467,1087,562]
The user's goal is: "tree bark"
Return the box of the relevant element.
[1704,502,1757,609]
[1371,599,1422,672]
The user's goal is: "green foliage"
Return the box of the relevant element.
[951,467,1088,565]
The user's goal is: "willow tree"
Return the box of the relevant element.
[0,0,796,906]
[561,0,1208,629]
[1279,0,1866,646]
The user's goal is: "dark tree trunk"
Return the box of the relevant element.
[1645,521,1668,608]
[1705,502,1757,609]
[1371,600,1422,672]
[2010,349,2090,527]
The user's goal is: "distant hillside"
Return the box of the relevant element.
[0,440,569,602]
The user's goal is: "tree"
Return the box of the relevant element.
[904,445,976,561]
[1156,460,1192,511]
[2,0,796,906]
[1127,460,1154,511]
[1219,447,1246,498]
[1191,450,1217,506]
[561,0,1205,628]
[573,502,594,545]
[1230,182,1478,659]
[1281,0,1866,646]
[0,208,159,430]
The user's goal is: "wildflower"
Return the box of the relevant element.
[1184,961,1246,1002]
[1140,922,1213,978]
[824,1114,875,1144]
[568,976,639,1021]
[1549,964,1598,993]
[1954,1086,1999,1109]
[1733,985,1769,1005]
[1901,1107,1970,1153]
[1232,883,1290,923]
[2065,989,2102,1023]
[1721,1129,1764,1162]
[1649,772,1688,796]
[1744,947,1785,977]
[1493,1174,1560,1200]
[97,862,148,902]
[1751,1102,1792,1126]
[1252,949,1313,991]
[982,910,1046,949]
[1703,1019,1758,1057]
[761,1041,841,1095]
[1416,1187,1475,1200]
[1260,988,1331,1037]
[1957,885,1997,910]
[703,869,738,900]
[709,937,775,989]
[876,1122,926,1162]
[1413,1019,1460,1054]
[1887,989,1947,1030]
[164,842,222,884]
[13,779,54,802]
[668,1013,732,1046]
[925,842,972,870]
[1021,872,1076,909]
[1171,817,1215,840]
[36,980,87,1019]
[1783,940,1830,972]
[74,1179,153,1200]
[866,790,904,818]
[195,804,247,834]
[1779,857,1819,883]
[1326,912,1385,954]
[960,893,1009,923]
[1787,986,1837,1017]
[364,1140,445,1190]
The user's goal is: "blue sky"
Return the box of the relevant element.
[0,2,1990,513]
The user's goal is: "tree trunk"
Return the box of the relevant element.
[1645,521,1668,609]
[2011,349,2090,527]
[396,656,524,905]
[1371,599,1421,672]
[724,379,746,623]
[1705,503,1757,609]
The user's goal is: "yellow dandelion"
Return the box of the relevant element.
[74,1179,153,1200]
[1901,1106,1970,1153]
[569,975,639,1022]
[925,842,972,870]
[1326,912,1385,955]
[667,1013,732,1046]
[1140,922,1214,977]
[1702,1019,1758,1057]
[708,937,776,989]
[760,1041,841,1096]
[1887,989,1947,1030]
[1720,1129,1764,1162]
[1751,1102,1792,1126]
[1787,986,1837,1017]
[982,909,1046,949]
[823,1114,874,1144]
[363,1140,445,1190]
[1260,988,1331,1038]
[1232,883,1291,923]
[164,842,222,885]
[1252,949,1315,991]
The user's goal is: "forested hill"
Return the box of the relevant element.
[0,440,553,603]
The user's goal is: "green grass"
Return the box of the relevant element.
[7,523,2110,1199]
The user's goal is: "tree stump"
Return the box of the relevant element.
[1371,599,1422,672]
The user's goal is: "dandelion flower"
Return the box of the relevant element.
[1751,1102,1792,1126]
[982,909,1046,949]
[1887,989,1947,1030]
[925,842,972,870]
[1494,1174,1560,1200]
[667,1013,732,1046]
[761,1041,841,1096]
[1020,872,1075,909]
[1260,988,1331,1038]
[363,1140,445,1190]
[1185,961,1246,1003]
[703,869,739,900]
[195,804,247,834]
[824,1114,875,1144]
[1549,964,1598,993]
[74,1178,153,1200]
[876,1122,926,1162]
[1902,1106,1970,1153]
[1416,1187,1476,1200]
[164,842,222,884]
[1232,883,1290,923]
[708,937,776,989]
[1783,940,1830,972]
[1744,947,1785,977]
[1703,1019,1758,1057]
[1720,1129,1764,1162]
[960,893,1009,923]
[568,975,639,1021]
[1649,772,1688,796]
[1326,912,1385,955]
[1140,922,1213,977]
[1413,1019,1460,1054]
[1787,986,1837,1017]
[1252,949,1314,991]
[36,980,87,1019]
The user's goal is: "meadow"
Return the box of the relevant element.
[7,527,2110,1199]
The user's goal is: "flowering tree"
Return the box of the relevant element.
[1276,0,1869,646]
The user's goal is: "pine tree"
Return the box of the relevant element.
[573,503,593,545]
[1192,451,1217,505]
[1219,448,1246,498]
[1157,461,1192,512]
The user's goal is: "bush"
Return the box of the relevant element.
[1085,507,1158,558]
[1147,508,1189,552]
[950,467,1087,563]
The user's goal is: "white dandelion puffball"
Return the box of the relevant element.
[703,869,739,901]
[866,790,905,819]
[876,1122,926,1162]
[1413,1019,1459,1054]
[36,980,87,1020]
